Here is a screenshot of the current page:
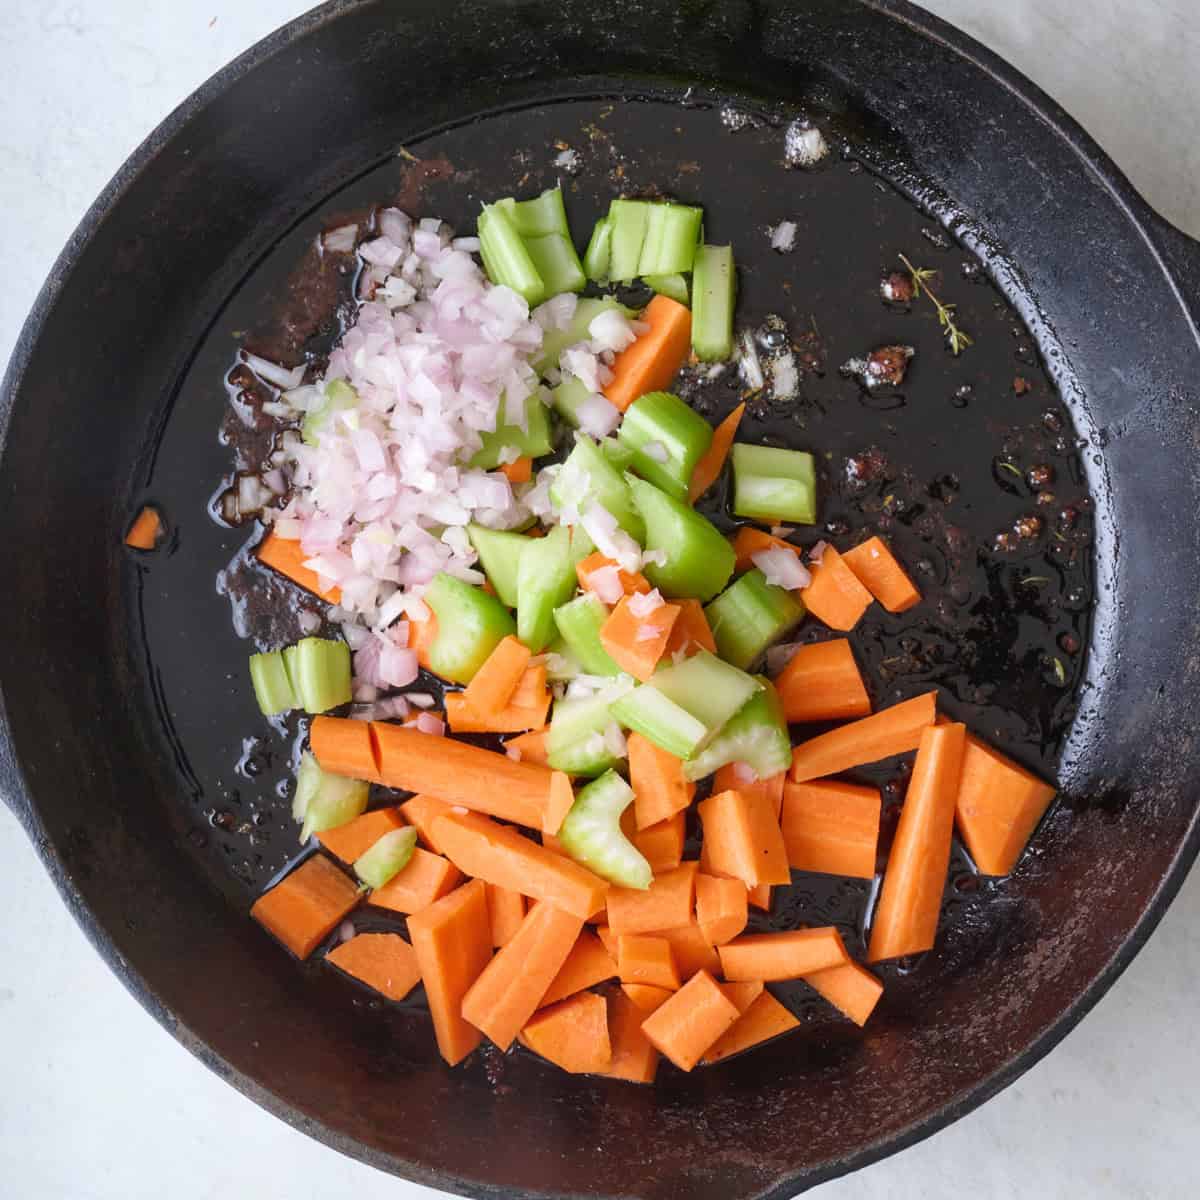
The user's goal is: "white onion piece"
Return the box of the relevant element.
[770,221,797,252]
[323,225,359,254]
[581,502,641,574]
[588,308,638,353]
[732,760,759,784]
[809,540,829,564]
[415,712,445,736]
[784,120,829,167]
[575,393,621,438]
[602,722,628,759]
[243,352,306,391]
[753,546,811,591]
[297,609,321,635]
[737,331,765,390]
[765,642,804,676]
[640,548,668,569]
[406,692,436,708]
[627,589,664,619]
[635,624,661,643]
[588,564,624,606]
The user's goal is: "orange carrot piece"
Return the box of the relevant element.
[799,547,874,631]
[316,807,406,864]
[250,854,359,960]
[747,886,772,913]
[511,663,548,707]
[644,922,721,980]
[595,924,618,960]
[542,771,576,838]
[309,716,381,784]
[607,862,698,935]
[444,691,550,734]
[603,294,693,412]
[842,536,920,613]
[257,530,342,603]
[621,983,675,1014]
[521,991,611,1074]
[407,610,438,671]
[628,733,694,830]
[368,847,462,915]
[699,829,774,913]
[125,505,161,550]
[781,780,881,879]
[714,766,786,814]
[789,691,938,783]
[774,639,872,724]
[599,595,680,683]
[485,883,527,949]
[868,722,967,962]
[730,526,799,573]
[632,813,686,874]
[576,551,651,597]
[803,961,884,1026]
[462,635,531,714]
[689,402,746,502]
[326,932,422,1001]
[539,929,617,1007]
[718,928,850,981]
[504,727,551,766]
[462,901,583,1050]
[695,874,749,946]
[618,935,682,990]
[603,989,660,1083]
[499,455,533,484]
[663,598,717,659]
[954,734,1057,876]
[702,991,800,1063]
[697,789,790,888]
[399,794,456,853]
[407,879,493,1065]
[719,980,764,1014]
[433,810,608,919]
[640,969,740,1072]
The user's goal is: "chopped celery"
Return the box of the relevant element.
[354,826,419,889]
[559,770,652,889]
[466,524,529,608]
[705,568,806,669]
[682,680,793,782]
[692,244,736,361]
[618,391,714,499]
[546,678,635,776]
[551,434,645,542]
[469,389,553,470]
[302,379,357,446]
[636,204,703,276]
[478,204,545,304]
[293,751,370,842]
[424,572,517,683]
[583,215,612,281]
[600,438,636,472]
[249,650,296,716]
[517,524,577,652]
[609,685,711,760]
[730,443,817,524]
[553,593,622,675]
[535,296,626,374]
[524,233,586,297]
[550,376,592,427]
[626,475,734,601]
[568,524,596,567]
[651,649,762,737]
[495,186,571,238]
[290,637,353,713]
[608,199,651,282]
[644,273,689,305]
[545,638,584,681]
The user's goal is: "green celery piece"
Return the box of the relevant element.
[600,438,636,472]
[495,186,571,238]
[553,593,622,676]
[636,204,703,276]
[249,650,296,716]
[535,296,625,374]
[424,572,517,683]
[651,649,762,739]
[682,680,793,781]
[608,199,651,282]
[478,205,545,304]
[583,215,612,281]
[468,389,553,469]
[545,638,584,681]
[731,443,817,524]
[291,637,352,714]
[550,434,645,542]
[692,244,736,361]
[523,233,586,297]
[558,770,652,889]
[293,752,370,842]
[609,684,711,760]
[618,390,714,500]
[467,524,529,608]
[517,524,577,652]
[550,376,592,427]
[705,568,806,670]
[568,524,596,567]
[354,826,419,889]
[626,474,734,601]
[644,272,689,305]
[302,379,357,446]
[547,679,636,776]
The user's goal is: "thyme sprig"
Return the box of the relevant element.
[899,253,974,355]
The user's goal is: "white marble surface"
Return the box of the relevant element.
[1,3,1197,1197]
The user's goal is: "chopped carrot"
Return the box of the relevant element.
[462,900,583,1050]
[714,766,785,815]
[663,598,717,658]
[789,691,937,783]
[718,928,849,981]
[730,526,799,573]
[689,402,746,502]
[542,771,576,838]
[719,981,764,1014]
[521,991,611,1074]
[309,716,381,784]
[125,505,162,551]
[695,874,748,946]
[407,610,438,671]
[433,810,608,920]
[747,886,772,913]
[595,924,618,960]
[326,932,422,1001]
[702,991,800,1063]
[368,847,462,914]
[407,880,493,1065]
[603,294,693,412]
[632,813,686,874]
[621,983,674,1014]
[444,690,551,734]
[314,807,404,863]
[954,734,1056,876]
[511,663,548,707]
[504,727,551,767]
[842,536,920,613]
[774,639,872,724]
[602,989,660,1083]
[628,733,694,830]
[250,854,360,960]
[540,929,617,1007]
[576,551,651,597]
[799,547,874,631]
[697,789,790,888]
[803,961,884,1026]
[618,935,682,990]
[462,635,531,714]
[644,922,721,979]
[542,832,567,857]
[607,861,697,936]
[485,883,526,949]
[599,595,680,682]
[640,969,740,1072]
[499,455,533,484]
[257,530,341,603]
[399,794,455,853]
[868,722,967,962]
[781,780,880,879]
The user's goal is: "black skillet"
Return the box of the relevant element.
[2,1,1199,1197]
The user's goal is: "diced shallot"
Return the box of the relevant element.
[752,546,811,591]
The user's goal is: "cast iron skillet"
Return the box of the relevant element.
[2,1,1199,1196]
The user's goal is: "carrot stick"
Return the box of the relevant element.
[663,598,717,658]
[407,879,493,1065]
[309,716,381,783]
[799,547,874,631]
[432,810,608,919]
[954,734,1057,876]
[540,929,617,1007]
[257,530,342,603]
[595,924,618,960]
[631,813,686,874]
[628,733,694,830]
[399,794,456,853]
[867,722,967,962]
[719,981,764,1014]
[642,922,721,980]
[326,931,422,1001]
[521,991,611,1074]
[462,635,531,715]
[125,505,162,550]
[542,771,576,838]
[789,691,937,783]
[602,989,661,1083]
[250,854,360,960]
[499,455,532,484]
[841,536,920,613]
[803,961,884,1026]
[695,874,748,946]
[607,861,697,935]
[461,900,583,1050]
[368,847,462,915]
[485,883,526,948]
[576,551,651,597]
[639,969,741,1072]
[599,595,680,682]
[511,663,548,708]
[718,928,850,981]
[504,727,552,766]
[621,983,674,1014]
[730,526,798,573]
[702,991,800,1063]
[407,610,438,671]
[697,789,790,888]
[618,935,681,990]
[689,402,746,502]
[603,294,693,412]
[781,780,880,879]
[773,639,872,724]
[699,782,780,913]
[316,807,405,864]
[444,690,551,734]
